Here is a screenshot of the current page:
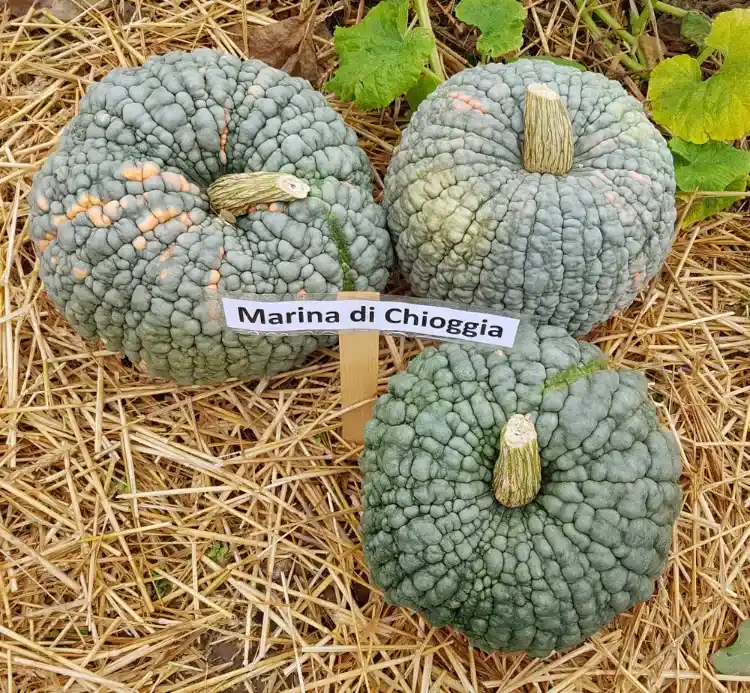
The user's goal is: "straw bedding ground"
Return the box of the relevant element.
[0,1,749,691]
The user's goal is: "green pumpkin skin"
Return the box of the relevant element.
[29,49,393,384]
[383,59,677,337]
[359,322,682,657]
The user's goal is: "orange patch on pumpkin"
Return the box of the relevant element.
[160,270,169,279]
[152,207,179,224]
[448,91,488,114]
[132,237,147,250]
[137,215,160,232]
[159,247,174,261]
[120,166,144,181]
[36,197,49,211]
[103,201,120,218]
[51,214,67,226]
[78,192,102,209]
[87,206,112,227]
[66,203,85,219]
[207,270,221,287]
[178,212,192,227]
[72,267,89,279]
[38,239,50,251]
[161,171,190,191]
[142,162,161,178]
[51,256,59,265]
[121,162,160,182]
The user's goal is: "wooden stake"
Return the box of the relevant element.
[338,291,380,444]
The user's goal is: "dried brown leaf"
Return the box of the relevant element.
[639,34,666,68]
[7,0,109,20]
[226,15,320,83]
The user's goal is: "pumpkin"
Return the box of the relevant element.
[383,59,676,336]
[29,49,393,384]
[359,322,682,657]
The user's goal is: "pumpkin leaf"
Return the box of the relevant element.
[647,8,750,143]
[678,174,747,228]
[455,0,527,58]
[406,71,442,110]
[326,0,435,110]
[669,138,750,192]
[713,620,750,675]
[680,10,712,49]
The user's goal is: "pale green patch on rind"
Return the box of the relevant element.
[325,213,356,291]
[326,0,435,110]
[543,359,609,391]
[647,8,750,144]
[455,0,527,58]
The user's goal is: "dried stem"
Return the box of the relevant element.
[207,172,310,217]
[493,414,542,508]
[522,83,575,175]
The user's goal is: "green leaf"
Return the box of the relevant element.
[510,55,586,71]
[647,8,750,143]
[679,175,747,228]
[669,138,750,192]
[406,71,442,110]
[714,620,750,675]
[680,10,712,48]
[455,0,527,58]
[207,541,230,565]
[326,0,435,110]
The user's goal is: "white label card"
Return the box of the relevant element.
[222,297,519,348]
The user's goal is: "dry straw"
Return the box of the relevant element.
[0,1,749,691]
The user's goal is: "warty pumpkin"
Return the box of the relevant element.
[29,49,393,384]
[383,59,677,336]
[359,322,682,657]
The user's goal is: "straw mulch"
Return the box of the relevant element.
[1,1,749,691]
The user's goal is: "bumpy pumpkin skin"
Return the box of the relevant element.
[383,60,676,336]
[359,323,682,657]
[29,49,393,384]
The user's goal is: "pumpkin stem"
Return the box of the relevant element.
[492,414,542,508]
[522,83,575,175]
[207,172,310,217]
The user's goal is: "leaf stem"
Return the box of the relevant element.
[696,45,715,64]
[651,0,689,17]
[591,3,638,46]
[575,0,647,72]
[413,0,446,81]
[630,5,651,36]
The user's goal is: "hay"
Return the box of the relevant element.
[1,1,749,691]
